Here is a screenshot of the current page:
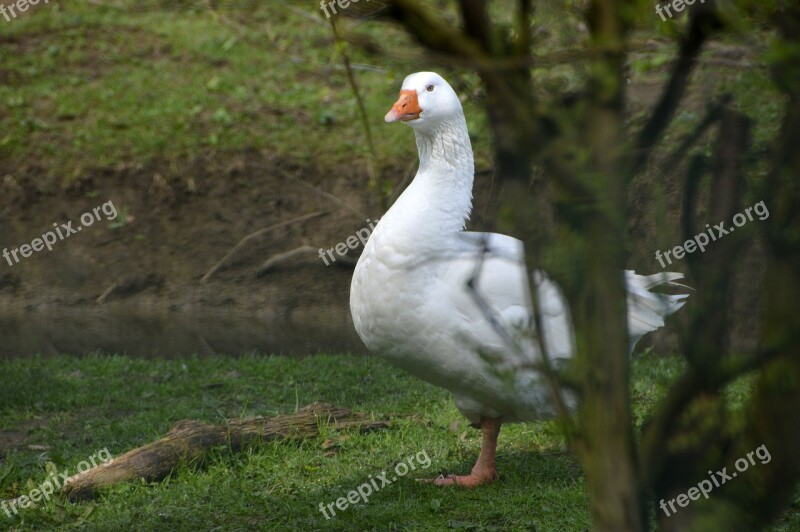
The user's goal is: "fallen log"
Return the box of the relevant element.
[62,403,388,501]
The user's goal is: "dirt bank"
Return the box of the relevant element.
[0,147,763,356]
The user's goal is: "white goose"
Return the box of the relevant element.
[350,72,688,486]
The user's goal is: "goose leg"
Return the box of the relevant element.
[429,416,501,487]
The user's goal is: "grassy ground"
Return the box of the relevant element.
[0,0,494,187]
[0,1,780,186]
[0,352,796,531]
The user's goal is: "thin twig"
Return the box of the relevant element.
[640,340,791,486]
[662,96,729,172]
[256,245,319,276]
[529,275,578,431]
[201,212,327,283]
[274,167,368,219]
[286,5,325,25]
[328,17,386,211]
[462,236,527,356]
[203,0,249,38]
[96,282,119,304]
[332,63,387,73]
[632,9,720,177]
[462,239,576,433]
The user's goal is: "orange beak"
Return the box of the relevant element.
[385,89,422,123]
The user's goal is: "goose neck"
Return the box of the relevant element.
[414,118,474,177]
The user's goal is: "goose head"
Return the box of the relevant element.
[384,72,464,131]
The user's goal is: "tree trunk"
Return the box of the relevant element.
[571,1,644,530]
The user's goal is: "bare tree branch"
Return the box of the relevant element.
[632,8,722,177]
[201,212,327,283]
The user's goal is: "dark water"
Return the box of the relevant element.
[0,307,369,357]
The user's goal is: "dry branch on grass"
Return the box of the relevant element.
[62,403,389,501]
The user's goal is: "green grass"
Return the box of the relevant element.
[0,0,493,187]
[0,353,580,530]
[0,1,781,201]
[2,352,794,531]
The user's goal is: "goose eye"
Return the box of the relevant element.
[426,84,434,92]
